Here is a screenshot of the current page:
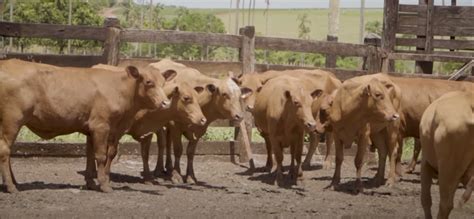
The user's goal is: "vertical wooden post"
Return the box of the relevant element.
[235,26,255,164]
[381,0,398,73]
[103,17,121,66]
[325,35,338,68]
[363,35,382,73]
[415,0,434,74]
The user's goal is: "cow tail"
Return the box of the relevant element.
[459,176,474,208]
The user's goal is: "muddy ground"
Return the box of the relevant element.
[1,154,473,218]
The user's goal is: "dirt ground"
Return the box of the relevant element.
[1,154,473,218]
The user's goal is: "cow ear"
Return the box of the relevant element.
[194,86,204,93]
[240,87,253,99]
[363,84,371,97]
[126,66,141,79]
[284,90,292,100]
[162,69,177,81]
[311,89,323,99]
[206,84,217,93]
[231,76,241,85]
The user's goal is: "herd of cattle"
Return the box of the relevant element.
[0,58,472,218]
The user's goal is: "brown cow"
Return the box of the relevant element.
[253,75,321,185]
[93,63,208,184]
[0,59,175,193]
[320,76,400,192]
[148,59,244,184]
[235,69,341,170]
[389,77,473,173]
[419,91,474,219]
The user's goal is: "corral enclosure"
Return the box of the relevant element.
[0,0,474,217]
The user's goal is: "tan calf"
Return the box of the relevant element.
[0,59,175,193]
[253,75,320,185]
[324,77,400,192]
[148,59,244,184]
[419,91,474,219]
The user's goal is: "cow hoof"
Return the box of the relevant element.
[302,162,311,170]
[171,171,184,184]
[100,185,113,193]
[6,186,19,193]
[371,177,385,187]
[85,180,98,190]
[186,176,197,185]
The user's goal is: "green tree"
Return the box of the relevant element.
[297,13,311,40]
[365,20,382,36]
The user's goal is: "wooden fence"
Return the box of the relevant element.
[0,17,472,158]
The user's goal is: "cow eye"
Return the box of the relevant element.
[375,93,383,99]
[293,101,301,107]
[222,93,230,99]
[145,80,155,88]
[183,96,192,103]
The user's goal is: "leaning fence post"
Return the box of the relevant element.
[102,17,121,66]
[234,26,255,165]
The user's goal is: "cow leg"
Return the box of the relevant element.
[395,136,404,176]
[90,125,112,193]
[329,139,344,189]
[407,139,421,173]
[294,132,305,185]
[185,139,199,184]
[154,129,166,176]
[140,135,154,185]
[385,128,400,187]
[85,135,98,190]
[323,133,334,170]
[169,129,184,184]
[421,160,434,219]
[302,132,319,169]
[460,176,474,207]
[289,142,296,180]
[104,138,119,188]
[354,132,369,193]
[437,161,464,219]
[371,133,387,186]
[262,134,273,171]
[268,135,283,186]
[0,114,22,193]
[164,129,173,175]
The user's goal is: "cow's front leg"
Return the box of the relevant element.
[91,124,112,193]
[139,135,154,185]
[185,139,199,184]
[85,135,98,190]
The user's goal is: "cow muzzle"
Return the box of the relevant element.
[233,113,243,122]
[161,100,171,109]
[305,121,317,132]
[386,113,400,122]
[199,117,207,126]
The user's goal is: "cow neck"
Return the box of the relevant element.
[329,86,367,133]
[202,97,224,121]
[123,76,146,121]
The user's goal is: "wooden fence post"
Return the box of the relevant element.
[381,0,398,73]
[325,35,338,68]
[363,34,382,73]
[415,0,434,74]
[235,26,255,164]
[102,17,121,66]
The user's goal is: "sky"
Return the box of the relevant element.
[148,0,473,9]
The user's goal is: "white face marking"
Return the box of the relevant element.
[226,78,241,99]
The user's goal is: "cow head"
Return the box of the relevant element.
[232,73,265,112]
[126,66,177,110]
[209,73,244,122]
[312,91,336,134]
[165,82,207,126]
[361,78,400,123]
[285,88,322,132]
